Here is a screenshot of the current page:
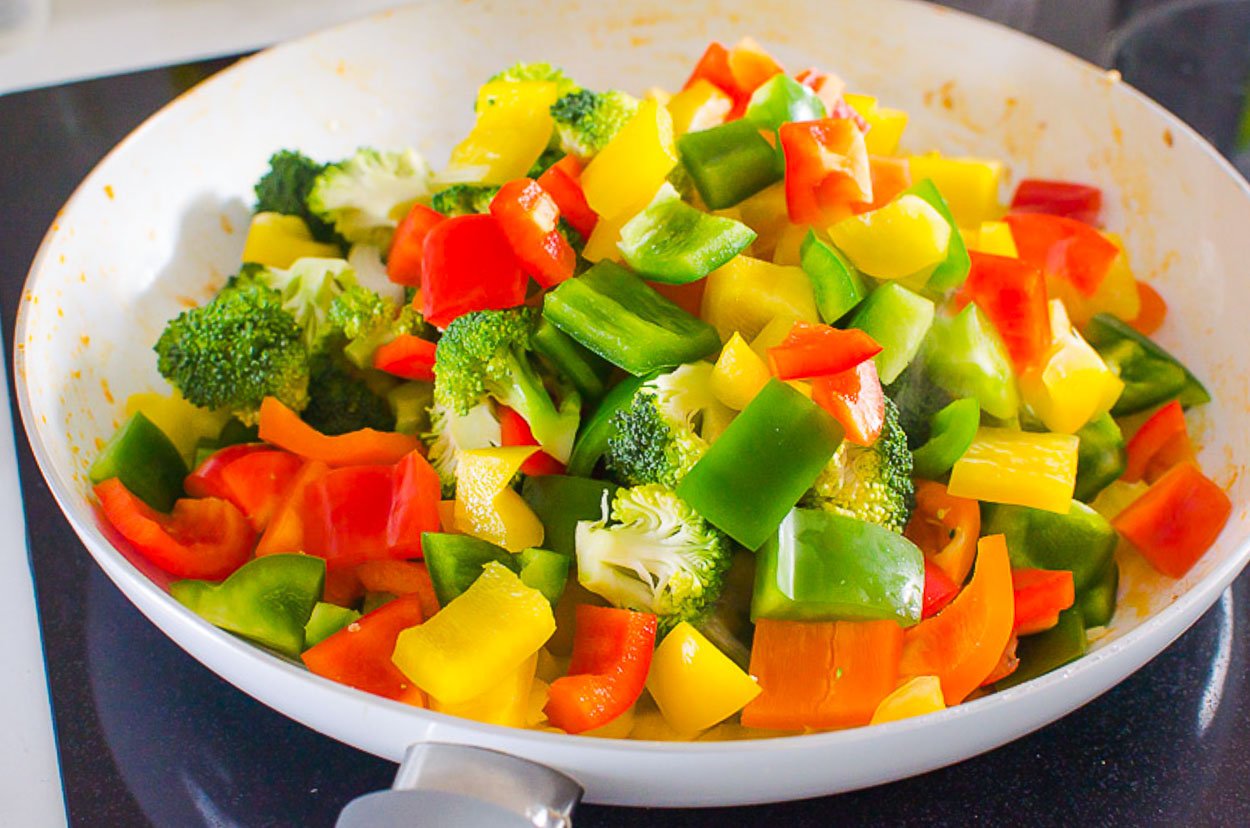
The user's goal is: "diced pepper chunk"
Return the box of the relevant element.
[90,411,188,513]
[1113,462,1231,578]
[701,255,819,343]
[581,100,678,221]
[870,675,945,725]
[453,447,546,552]
[828,194,951,282]
[908,153,1003,227]
[1009,179,1102,225]
[780,118,872,227]
[1123,400,1193,484]
[242,213,341,270]
[303,592,427,705]
[948,427,1079,514]
[645,621,761,734]
[711,332,772,410]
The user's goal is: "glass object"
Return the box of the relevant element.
[1105,0,1250,176]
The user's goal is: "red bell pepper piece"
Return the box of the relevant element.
[497,405,566,476]
[355,560,440,618]
[258,397,421,468]
[1127,281,1167,336]
[957,251,1051,371]
[255,459,327,557]
[1123,401,1193,484]
[490,178,576,288]
[741,619,902,730]
[793,68,847,120]
[1004,213,1120,297]
[372,334,437,381]
[684,39,784,118]
[1010,568,1075,635]
[537,156,597,239]
[387,203,446,287]
[922,557,961,619]
[767,321,882,381]
[214,449,304,532]
[95,478,255,581]
[853,156,912,215]
[544,606,657,734]
[302,593,427,706]
[302,464,395,569]
[780,118,872,227]
[1113,462,1232,578]
[1009,179,1102,226]
[420,213,528,329]
[184,443,267,501]
[387,450,442,558]
[811,358,886,447]
[980,634,1020,687]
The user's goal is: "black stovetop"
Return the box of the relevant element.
[5,5,1250,826]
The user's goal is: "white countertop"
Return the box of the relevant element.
[0,0,402,97]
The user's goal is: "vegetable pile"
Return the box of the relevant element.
[89,39,1232,739]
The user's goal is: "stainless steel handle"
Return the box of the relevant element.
[336,743,583,827]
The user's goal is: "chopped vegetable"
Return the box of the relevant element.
[545,605,657,733]
[89,412,188,513]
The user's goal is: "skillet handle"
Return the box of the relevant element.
[335,742,583,828]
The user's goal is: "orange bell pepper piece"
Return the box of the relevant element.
[810,359,886,447]
[257,397,421,467]
[255,459,327,557]
[905,480,981,585]
[356,560,441,619]
[853,156,912,215]
[1011,568,1075,635]
[899,534,1015,705]
[1113,462,1231,578]
[1005,212,1120,297]
[1127,281,1167,336]
[741,619,903,731]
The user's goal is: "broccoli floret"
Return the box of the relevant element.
[242,257,358,354]
[486,62,579,98]
[557,218,585,257]
[527,146,566,178]
[576,483,732,634]
[301,351,395,435]
[154,283,309,425]
[429,184,499,217]
[801,398,915,533]
[605,362,731,488]
[308,147,431,249]
[253,150,342,245]
[329,286,427,368]
[433,308,580,463]
[550,89,641,158]
[422,400,503,496]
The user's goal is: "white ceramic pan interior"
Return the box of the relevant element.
[14,0,1250,806]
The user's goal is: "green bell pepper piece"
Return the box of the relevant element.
[996,607,1087,689]
[1077,557,1119,628]
[303,601,361,649]
[982,500,1118,596]
[884,357,955,449]
[618,188,756,284]
[904,179,971,292]
[565,373,650,477]
[911,398,980,480]
[387,381,434,436]
[360,592,396,615]
[532,318,614,404]
[422,533,568,606]
[542,261,721,376]
[677,379,843,550]
[744,74,827,131]
[847,282,936,384]
[169,554,326,659]
[677,119,784,210]
[1073,413,1126,503]
[920,303,1019,421]
[90,411,188,513]
[752,508,924,625]
[521,474,618,558]
[800,230,868,323]
[1083,313,1210,416]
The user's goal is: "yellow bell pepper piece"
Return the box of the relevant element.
[125,390,230,464]
[431,651,538,727]
[645,621,762,734]
[771,223,808,267]
[240,212,341,270]
[701,256,818,343]
[629,697,696,741]
[843,93,908,156]
[526,677,551,727]
[749,314,800,358]
[730,182,791,260]
[454,447,546,551]
[972,220,1018,257]
[1019,300,1124,434]
[711,332,772,410]
[583,704,636,739]
[869,675,946,724]
[828,194,951,281]
[448,81,561,184]
[392,562,555,705]
[581,100,677,221]
[1090,479,1150,521]
[907,152,1003,227]
[947,427,1079,514]
[667,79,734,136]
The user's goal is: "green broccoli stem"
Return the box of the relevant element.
[487,348,576,463]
